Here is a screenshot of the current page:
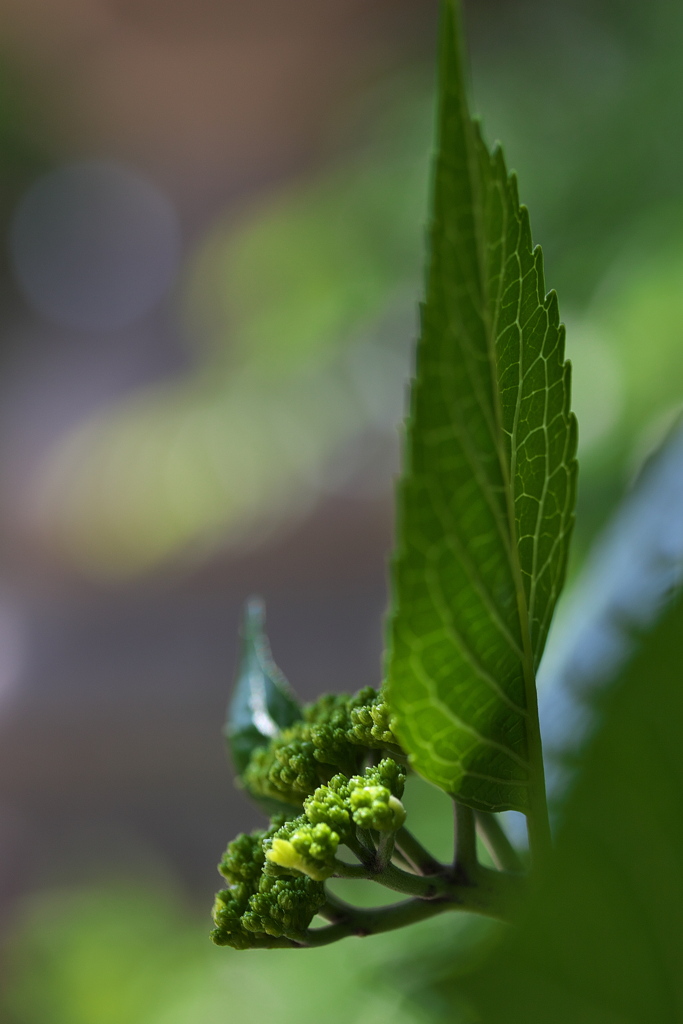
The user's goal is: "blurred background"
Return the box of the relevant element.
[0,0,683,1019]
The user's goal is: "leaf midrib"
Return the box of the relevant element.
[452,33,539,770]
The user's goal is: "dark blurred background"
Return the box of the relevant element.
[0,0,682,1020]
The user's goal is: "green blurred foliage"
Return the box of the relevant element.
[0,876,460,1024]
[32,0,683,576]
[0,64,47,216]
[466,0,683,543]
[0,60,49,317]
[462,590,683,1021]
[32,83,432,576]
[381,502,683,1021]
[468,0,683,306]
[191,101,428,378]
[2,887,202,1024]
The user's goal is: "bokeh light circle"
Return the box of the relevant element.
[9,160,181,331]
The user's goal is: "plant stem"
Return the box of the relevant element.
[332,857,446,897]
[508,583,552,869]
[345,831,375,868]
[316,891,350,923]
[475,811,524,873]
[454,803,477,876]
[332,858,373,879]
[522,681,553,870]
[375,830,395,872]
[377,862,450,898]
[470,864,527,919]
[394,827,444,875]
[355,827,376,859]
[300,896,451,946]
[334,852,526,915]
[391,847,414,873]
[300,864,526,947]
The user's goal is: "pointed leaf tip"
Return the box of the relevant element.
[226,597,302,775]
[386,0,577,814]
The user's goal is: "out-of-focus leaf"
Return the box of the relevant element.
[221,161,426,377]
[539,420,683,801]
[387,0,577,813]
[461,590,683,1023]
[225,598,301,776]
[2,885,203,1024]
[1,882,425,1024]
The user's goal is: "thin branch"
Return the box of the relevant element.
[454,803,477,877]
[391,846,416,873]
[475,811,525,874]
[331,859,373,880]
[316,890,352,923]
[375,830,395,872]
[376,861,449,898]
[394,826,444,876]
[331,857,444,896]
[344,831,376,869]
[300,897,452,946]
[298,864,527,947]
[334,850,526,916]
[355,827,376,858]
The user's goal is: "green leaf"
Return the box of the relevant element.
[386,0,577,815]
[460,591,683,1023]
[225,598,302,775]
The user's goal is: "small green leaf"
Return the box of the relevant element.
[461,591,683,1022]
[226,598,302,775]
[386,0,577,814]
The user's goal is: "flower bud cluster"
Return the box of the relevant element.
[211,823,326,948]
[264,759,407,881]
[241,688,400,807]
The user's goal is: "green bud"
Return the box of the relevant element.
[266,821,340,881]
[349,783,407,831]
